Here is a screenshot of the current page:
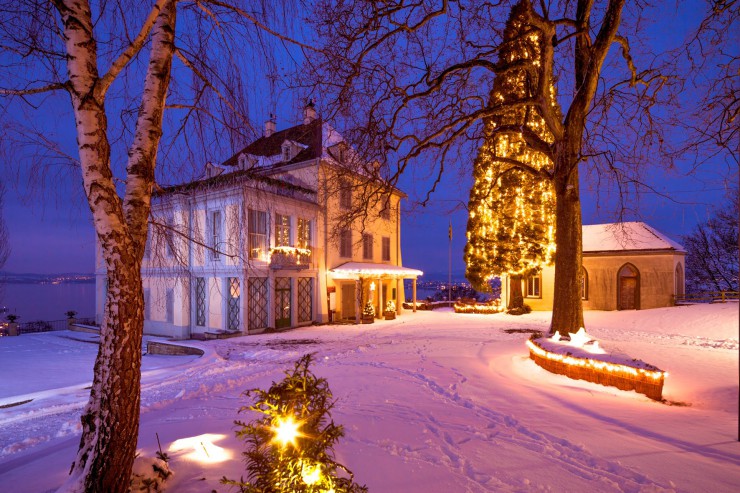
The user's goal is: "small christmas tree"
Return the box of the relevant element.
[223,354,367,493]
[362,301,375,318]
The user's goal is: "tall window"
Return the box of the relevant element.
[144,289,150,320]
[209,210,222,260]
[144,230,151,259]
[339,180,352,209]
[362,233,373,260]
[675,263,684,297]
[525,275,540,298]
[248,209,267,259]
[339,229,352,258]
[297,218,311,249]
[380,196,391,220]
[165,215,175,258]
[165,288,174,323]
[382,237,391,261]
[195,277,206,326]
[275,213,291,247]
[581,267,588,300]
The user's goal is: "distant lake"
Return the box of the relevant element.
[411,287,437,301]
[0,282,95,323]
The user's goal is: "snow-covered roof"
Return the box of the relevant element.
[330,262,423,279]
[582,222,684,253]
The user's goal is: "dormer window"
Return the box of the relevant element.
[282,143,291,162]
[338,146,346,163]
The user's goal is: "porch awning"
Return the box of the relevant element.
[329,262,423,280]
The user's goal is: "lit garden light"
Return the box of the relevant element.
[300,462,322,485]
[271,415,303,448]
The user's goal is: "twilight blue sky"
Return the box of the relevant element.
[1,0,737,279]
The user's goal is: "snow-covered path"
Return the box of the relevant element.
[0,304,738,492]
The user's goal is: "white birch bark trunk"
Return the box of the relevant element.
[53,1,177,491]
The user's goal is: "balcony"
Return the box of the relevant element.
[269,246,312,270]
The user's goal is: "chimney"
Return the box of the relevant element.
[303,99,317,124]
[265,114,276,137]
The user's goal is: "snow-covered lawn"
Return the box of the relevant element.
[0,304,738,492]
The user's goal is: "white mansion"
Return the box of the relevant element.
[94,105,422,339]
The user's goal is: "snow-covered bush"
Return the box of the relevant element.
[130,448,172,492]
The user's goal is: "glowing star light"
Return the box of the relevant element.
[272,416,302,448]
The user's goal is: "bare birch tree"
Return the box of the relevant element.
[305,0,670,336]
[0,1,306,491]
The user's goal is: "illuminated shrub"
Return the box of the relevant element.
[222,354,367,493]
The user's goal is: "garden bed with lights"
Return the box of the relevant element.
[453,299,503,314]
[526,329,666,401]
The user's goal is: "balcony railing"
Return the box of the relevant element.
[269,246,312,270]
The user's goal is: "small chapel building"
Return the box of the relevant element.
[500,222,686,311]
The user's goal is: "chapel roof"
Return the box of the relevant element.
[582,222,685,253]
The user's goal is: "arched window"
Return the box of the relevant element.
[675,263,685,297]
[617,263,640,310]
[581,267,588,300]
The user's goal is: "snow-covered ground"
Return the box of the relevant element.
[0,303,738,492]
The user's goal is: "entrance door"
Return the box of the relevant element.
[618,264,639,310]
[341,283,356,320]
[275,277,291,329]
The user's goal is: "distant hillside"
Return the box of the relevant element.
[0,272,95,284]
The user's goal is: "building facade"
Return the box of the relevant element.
[95,106,422,338]
[500,222,686,311]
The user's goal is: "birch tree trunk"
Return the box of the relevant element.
[53,1,177,491]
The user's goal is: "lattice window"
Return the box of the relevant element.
[228,277,240,331]
[275,277,292,329]
[195,277,206,326]
[297,278,313,323]
[248,277,268,330]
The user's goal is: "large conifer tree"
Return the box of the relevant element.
[465,0,558,311]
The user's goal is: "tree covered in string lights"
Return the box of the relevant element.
[465,0,558,313]
[222,354,367,493]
